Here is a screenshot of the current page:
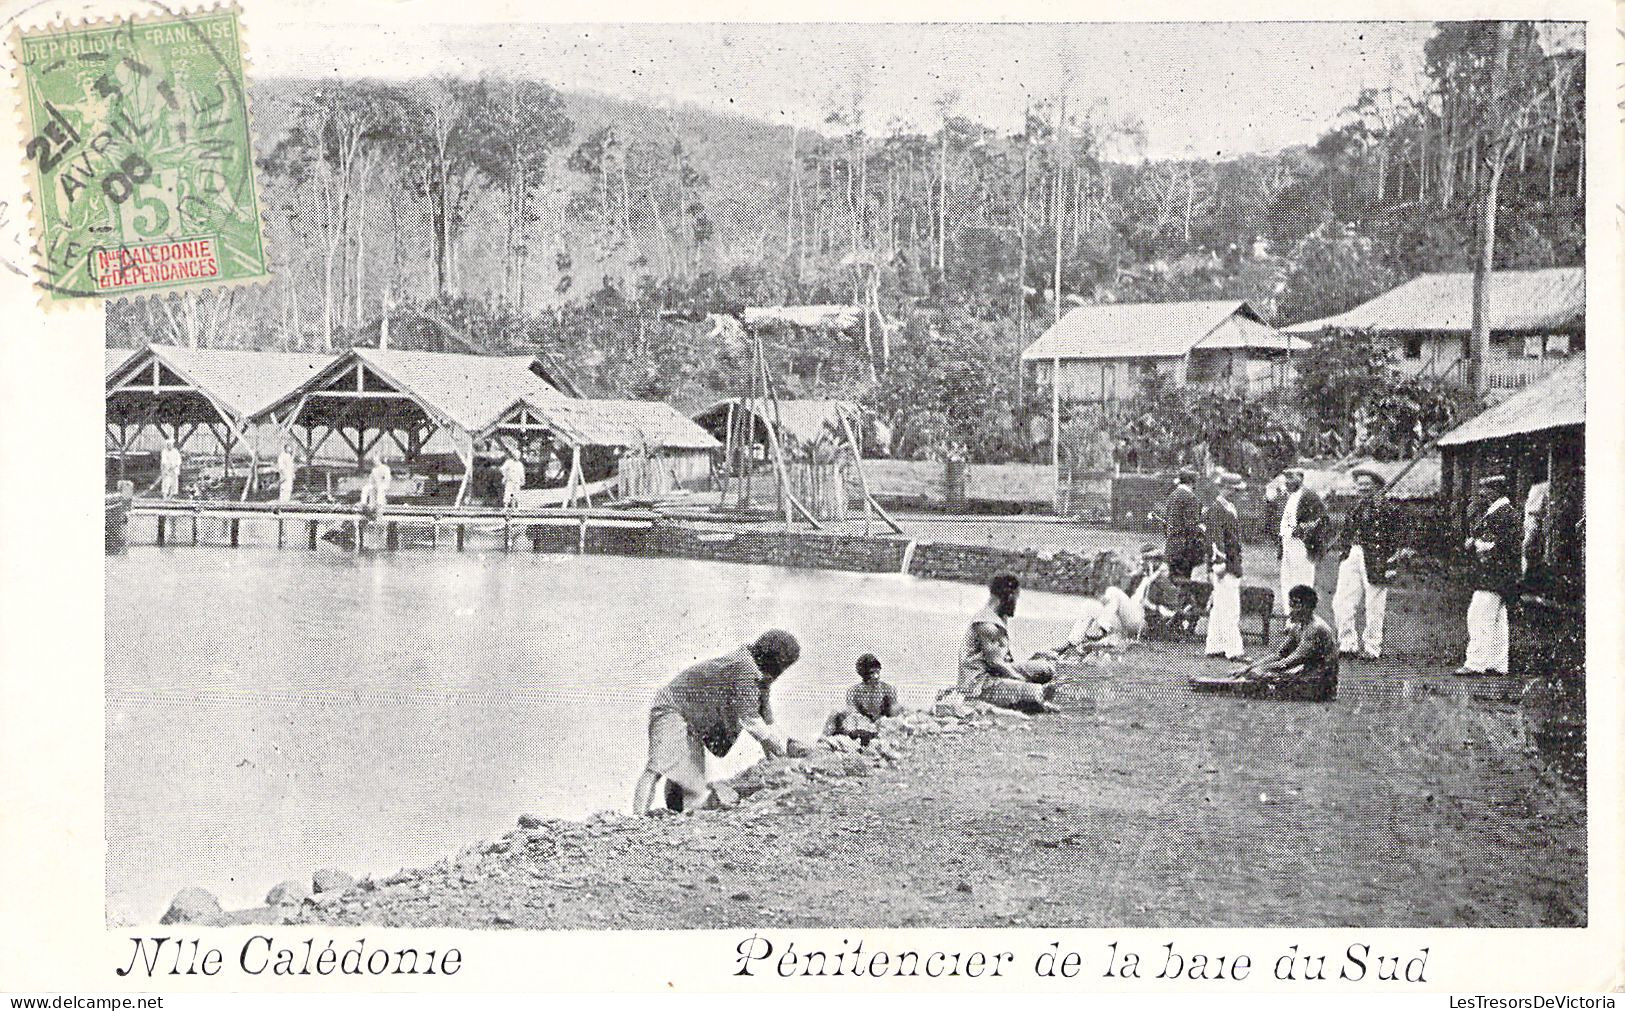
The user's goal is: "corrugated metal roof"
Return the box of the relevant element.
[1020,300,1298,360]
[105,346,135,377]
[1437,356,1585,447]
[1287,267,1584,334]
[693,398,861,449]
[498,397,719,451]
[108,346,337,421]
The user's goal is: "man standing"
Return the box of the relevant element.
[1236,584,1340,701]
[1204,472,1246,661]
[1332,468,1397,659]
[955,573,1059,712]
[1276,467,1327,614]
[358,456,392,520]
[158,436,183,498]
[1163,468,1205,580]
[634,630,803,814]
[1457,474,1519,676]
[276,444,299,504]
[500,453,526,509]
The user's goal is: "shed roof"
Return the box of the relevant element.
[253,347,569,432]
[693,398,861,448]
[105,346,136,377]
[496,397,719,451]
[1436,356,1585,447]
[1020,300,1304,361]
[108,345,337,421]
[1287,267,1584,335]
[350,348,567,433]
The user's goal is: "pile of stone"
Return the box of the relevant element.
[155,695,1036,926]
[715,696,1029,806]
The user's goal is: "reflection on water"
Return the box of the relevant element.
[106,545,1084,925]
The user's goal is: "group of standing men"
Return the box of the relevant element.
[1163,463,1533,678]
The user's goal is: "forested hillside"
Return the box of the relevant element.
[107,22,1584,467]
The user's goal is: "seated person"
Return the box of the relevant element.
[1134,548,1196,638]
[1061,552,1143,652]
[1234,584,1340,701]
[823,653,901,742]
[956,573,1060,713]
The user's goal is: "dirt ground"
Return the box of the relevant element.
[282,584,1584,930]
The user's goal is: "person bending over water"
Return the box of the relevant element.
[955,573,1060,713]
[823,653,900,742]
[634,629,808,814]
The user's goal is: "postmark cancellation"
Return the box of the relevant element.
[9,4,268,306]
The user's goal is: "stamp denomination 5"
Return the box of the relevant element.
[10,5,268,304]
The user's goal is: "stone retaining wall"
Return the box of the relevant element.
[907,541,1090,596]
[516,518,1098,595]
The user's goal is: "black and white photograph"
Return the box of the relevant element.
[1,1,1617,994]
[92,15,1595,934]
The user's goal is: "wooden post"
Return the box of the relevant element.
[308,520,318,550]
[191,513,198,546]
[229,518,240,547]
[578,516,587,554]
[503,516,512,552]
[387,522,399,551]
[277,516,285,549]
[156,514,167,547]
[430,517,439,550]
[456,524,465,552]
[354,517,363,553]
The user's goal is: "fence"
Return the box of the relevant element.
[863,460,1056,510]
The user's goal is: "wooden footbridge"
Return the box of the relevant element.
[126,498,660,552]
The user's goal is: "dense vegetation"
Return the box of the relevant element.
[107,22,1582,471]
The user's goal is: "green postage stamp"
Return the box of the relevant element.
[11,6,268,304]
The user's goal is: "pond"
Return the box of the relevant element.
[105,545,1086,925]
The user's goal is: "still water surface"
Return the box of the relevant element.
[106,545,1084,925]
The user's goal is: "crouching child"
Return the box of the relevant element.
[823,653,902,743]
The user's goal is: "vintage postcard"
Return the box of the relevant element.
[0,0,1620,997]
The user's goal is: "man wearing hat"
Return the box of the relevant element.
[1134,545,1193,638]
[824,653,900,740]
[634,629,805,814]
[1457,474,1520,676]
[1276,466,1327,616]
[1204,472,1247,661]
[1162,469,1206,580]
[1333,467,1399,659]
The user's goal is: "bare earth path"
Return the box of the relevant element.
[285,636,1584,931]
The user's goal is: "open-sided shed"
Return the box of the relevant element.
[106,345,334,489]
[251,347,570,504]
[485,396,719,503]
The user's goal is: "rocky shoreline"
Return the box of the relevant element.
[159,698,1030,928]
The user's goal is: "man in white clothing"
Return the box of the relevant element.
[158,436,183,498]
[1275,467,1326,616]
[276,444,298,503]
[1203,472,1247,661]
[501,454,527,508]
[1332,468,1397,659]
[1456,474,1519,676]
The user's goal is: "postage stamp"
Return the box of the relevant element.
[9,5,267,305]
